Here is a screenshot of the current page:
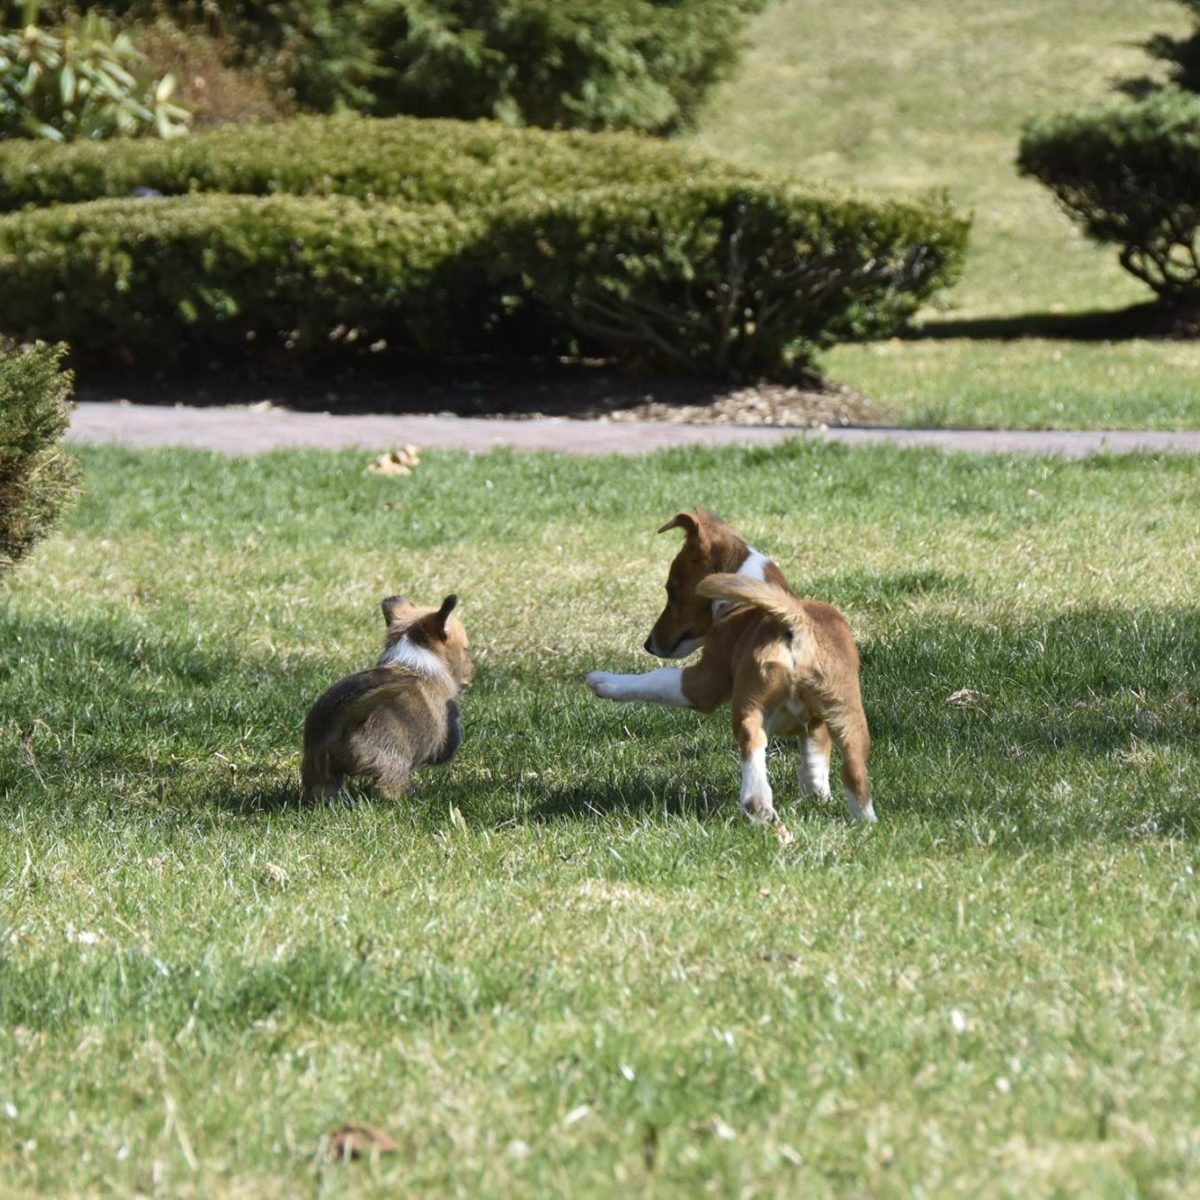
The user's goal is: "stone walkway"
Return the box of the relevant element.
[67,401,1200,458]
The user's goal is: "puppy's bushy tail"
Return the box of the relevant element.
[696,573,810,638]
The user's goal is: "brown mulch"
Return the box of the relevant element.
[76,362,888,428]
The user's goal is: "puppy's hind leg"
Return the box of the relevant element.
[301,752,345,803]
[732,702,777,825]
[829,708,875,824]
[798,721,833,801]
[364,748,413,802]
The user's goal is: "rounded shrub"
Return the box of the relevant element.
[492,181,969,376]
[1018,89,1200,307]
[0,342,79,575]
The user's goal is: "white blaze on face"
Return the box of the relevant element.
[379,635,447,678]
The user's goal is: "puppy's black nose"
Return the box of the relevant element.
[643,637,655,654]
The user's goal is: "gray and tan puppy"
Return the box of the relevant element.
[301,594,475,802]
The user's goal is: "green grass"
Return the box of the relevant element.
[694,0,1200,429]
[2,444,1199,1196]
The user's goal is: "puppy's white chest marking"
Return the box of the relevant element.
[711,544,773,619]
[378,636,447,678]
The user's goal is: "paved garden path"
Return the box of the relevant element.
[68,401,1200,458]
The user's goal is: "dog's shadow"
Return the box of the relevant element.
[516,776,725,825]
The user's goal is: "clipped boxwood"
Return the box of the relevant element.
[0,343,79,575]
[0,117,969,376]
[0,195,491,364]
[1018,89,1200,307]
[493,181,969,376]
[0,177,968,377]
[0,115,738,212]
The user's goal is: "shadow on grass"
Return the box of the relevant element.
[519,774,724,826]
[900,302,1182,342]
[4,600,1198,840]
[525,601,1200,839]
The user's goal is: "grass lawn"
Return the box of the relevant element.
[694,0,1200,429]
[2,444,1199,1196]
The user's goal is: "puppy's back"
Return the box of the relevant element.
[302,665,456,800]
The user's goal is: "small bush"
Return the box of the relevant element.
[0,342,78,575]
[0,6,190,141]
[494,182,968,376]
[0,114,735,212]
[0,195,489,365]
[1018,89,1200,307]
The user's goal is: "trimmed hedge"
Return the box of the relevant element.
[0,343,79,575]
[0,179,968,377]
[493,183,968,376]
[0,196,490,362]
[1018,89,1200,306]
[0,114,737,212]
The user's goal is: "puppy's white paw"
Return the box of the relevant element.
[586,671,621,700]
[845,790,877,824]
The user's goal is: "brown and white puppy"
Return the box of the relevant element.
[586,510,875,825]
[301,594,475,803]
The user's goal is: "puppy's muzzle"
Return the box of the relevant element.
[645,632,702,660]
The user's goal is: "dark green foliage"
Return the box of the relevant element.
[1019,1,1200,306]
[364,0,770,134]
[1018,90,1200,306]
[0,167,967,376]
[0,195,490,364]
[492,182,969,376]
[0,343,79,574]
[29,0,767,132]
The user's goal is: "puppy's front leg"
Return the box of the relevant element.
[586,667,693,707]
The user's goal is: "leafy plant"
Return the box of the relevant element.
[0,1,190,141]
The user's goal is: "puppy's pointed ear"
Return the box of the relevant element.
[430,594,458,640]
[381,595,409,625]
[657,511,709,552]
